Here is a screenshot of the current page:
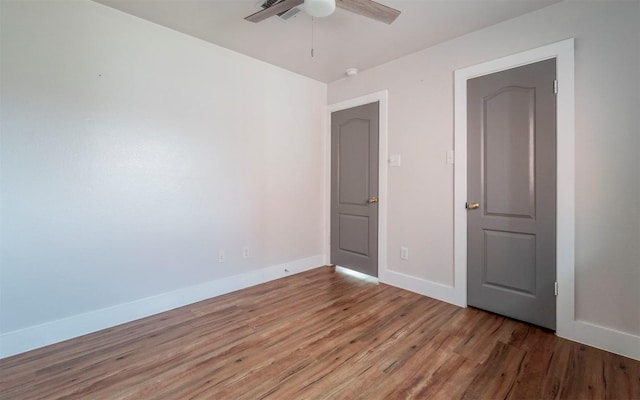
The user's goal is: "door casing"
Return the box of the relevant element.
[326,90,388,282]
[454,39,575,338]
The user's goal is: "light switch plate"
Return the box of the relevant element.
[446,150,455,164]
[389,154,401,167]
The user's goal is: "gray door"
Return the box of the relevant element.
[331,102,379,277]
[467,59,557,329]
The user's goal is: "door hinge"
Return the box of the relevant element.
[554,281,558,296]
[553,79,558,94]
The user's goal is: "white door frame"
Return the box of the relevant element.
[326,90,388,280]
[453,39,575,336]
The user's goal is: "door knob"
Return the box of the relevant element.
[367,196,378,204]
[466,202,479,210]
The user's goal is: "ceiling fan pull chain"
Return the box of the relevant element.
[310,16,315,58]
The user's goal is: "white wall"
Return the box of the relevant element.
[328,0,639,338]
[0,0,326,355]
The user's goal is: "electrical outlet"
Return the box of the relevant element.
[243,247,249,258]
[218,250,225,263]
[400,246,409,260]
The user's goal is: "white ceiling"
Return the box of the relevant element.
[94,0,561,83]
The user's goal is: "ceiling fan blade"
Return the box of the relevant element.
[245,0,304,23]
[336,0,400,24]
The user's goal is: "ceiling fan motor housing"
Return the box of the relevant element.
[304,0,336,18]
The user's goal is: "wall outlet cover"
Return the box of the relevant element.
[400,246,409,260]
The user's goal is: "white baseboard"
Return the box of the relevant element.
[558,320,640,361]
[381,268,465,307]
[383,267,639,361]
[0,255,325,359]
[4,257,637,362]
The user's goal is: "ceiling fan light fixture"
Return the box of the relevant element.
[304,0,336,18]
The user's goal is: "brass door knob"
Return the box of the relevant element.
[367,196,378,204]
[466,202,479,210]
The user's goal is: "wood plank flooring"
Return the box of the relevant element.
[1,266,638,399]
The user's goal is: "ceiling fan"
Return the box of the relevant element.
[245,0,401,24]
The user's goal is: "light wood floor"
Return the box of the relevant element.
[1,266,638,399]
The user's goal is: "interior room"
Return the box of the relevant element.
[1,0,638,398]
